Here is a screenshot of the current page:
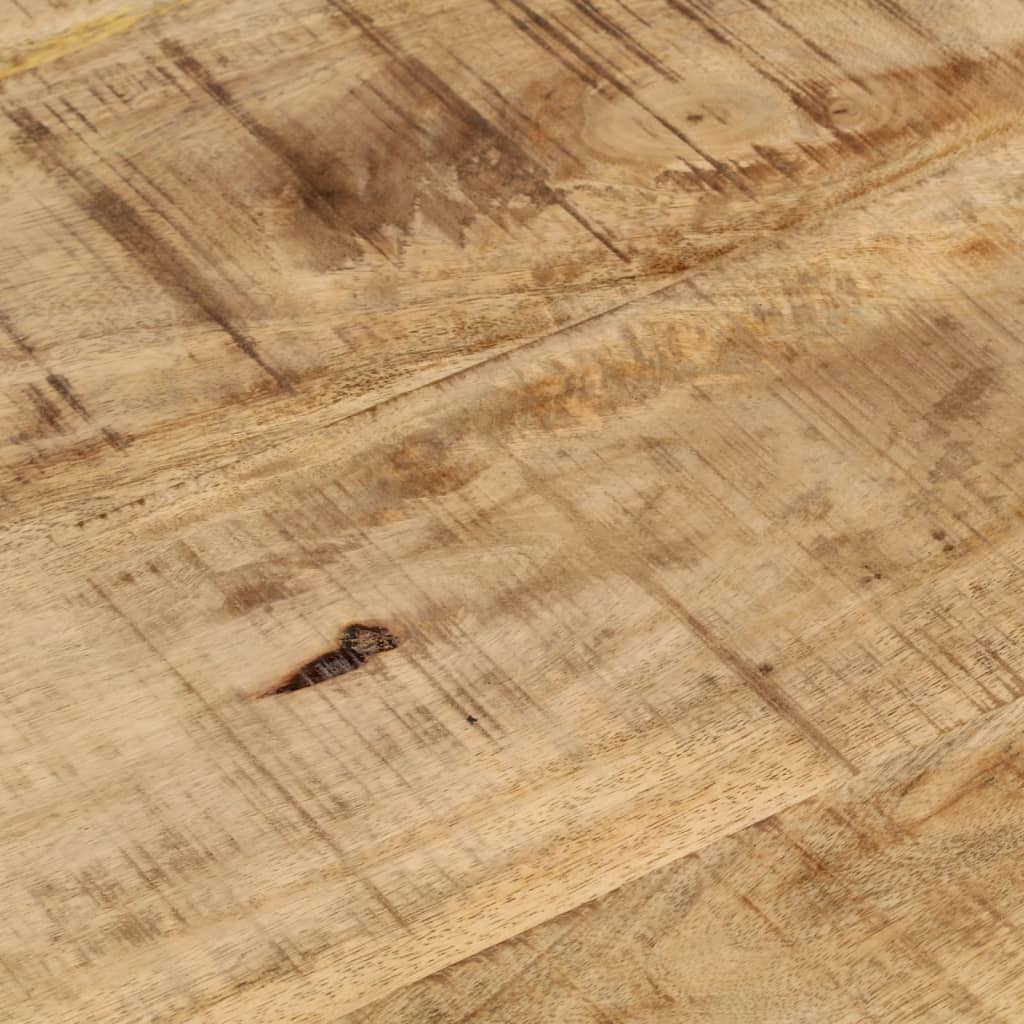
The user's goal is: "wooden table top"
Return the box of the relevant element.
[3,1,1024,1020]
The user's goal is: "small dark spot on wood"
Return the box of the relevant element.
[943,542,956,553]
[931,528,947,541]
[264,624,399,696]
[757,662,774,675]
[686,112,703,122]
[466,714,479,725]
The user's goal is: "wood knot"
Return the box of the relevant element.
[262,624,399,696]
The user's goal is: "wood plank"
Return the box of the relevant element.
[6,122,1024,1021]
[3,0,1023,533]
[347,694,1024,1023]
[3,1,1024,1022]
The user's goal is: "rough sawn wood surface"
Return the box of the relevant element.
[3,1,1024,1021]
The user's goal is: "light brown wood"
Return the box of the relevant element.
[349,697,1024,1023]
[3,1,1024,1021]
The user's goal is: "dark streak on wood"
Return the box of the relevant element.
[570,0,679,82]
[0,311,34,355]
[496,0,753,196]
[83,182,290,389]
[326,3,630,262]
[47,373,90,419]
[101,427,129,451]
[744,0,872,94]
[664,0,846,138]
[159,38,384,259]
[26,384,64,433]
[5,105,290,390]
[870,0,939,45]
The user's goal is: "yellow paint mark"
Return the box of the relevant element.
[0,0,195,83]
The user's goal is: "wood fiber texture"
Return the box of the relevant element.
[2,1,1024,1022]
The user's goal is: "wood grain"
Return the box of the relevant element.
[348,695,1024,1022]
[3,0,1024,1021]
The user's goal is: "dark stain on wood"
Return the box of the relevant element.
[325,2,627,260]
[931,366,997,424]
[224,578,289,614]
[164,34,541,254]
[263,624,400,696]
